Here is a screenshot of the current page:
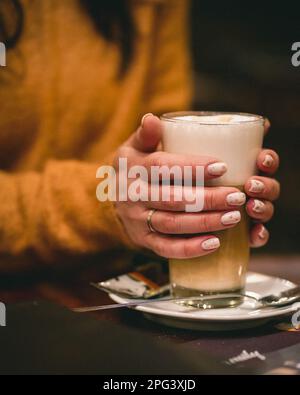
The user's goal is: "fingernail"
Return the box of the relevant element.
[221,211,241,225]
[253,199,265,213]
[226,192,246,206]
[263,154,274,168]
[202,237,220,250]
[207,162,228,176]
[264,118,271,129]
[258,225,267,239]
[249,179,265,193]
[141,113,153,127]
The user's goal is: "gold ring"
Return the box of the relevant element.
[147,209,157,233]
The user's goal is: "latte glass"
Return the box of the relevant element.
[161,112,265,308]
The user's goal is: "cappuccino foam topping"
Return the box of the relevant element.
[174,114,258,124]
[162,113,264,186]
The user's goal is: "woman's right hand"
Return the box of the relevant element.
[114,114,248,259]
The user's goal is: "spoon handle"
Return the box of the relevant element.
[280,285,300,298]
[71,293,247,313]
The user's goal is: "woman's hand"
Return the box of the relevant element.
[245,119,280,248]
[115,114,258,259]
[115,114,280,258]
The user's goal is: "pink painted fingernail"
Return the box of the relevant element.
[141,113,153,127]
[202,237,220,250]
[249,179,265,193]
[207,162,228,176]
[226,192,246,206]
[221,211,241,225]
[253,199,265,213]
[263,154,274,168]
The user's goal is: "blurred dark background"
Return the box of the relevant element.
[191,0,300,254]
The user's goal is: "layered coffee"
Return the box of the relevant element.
[161,112,265,307]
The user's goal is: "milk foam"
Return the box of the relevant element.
[174,114,256,124]
[162,113,264,186]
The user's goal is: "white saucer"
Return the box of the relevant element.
[109,272,300,331]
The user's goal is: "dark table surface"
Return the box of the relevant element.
[0,254,300,367]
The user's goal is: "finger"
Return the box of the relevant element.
[145,233,220,259]
[250,224,269,248]
[246,199,274,223]
[245,176,280,201]
[264,118,271,135]
[257,149,279,175]
[144,151,228,182]
[130,114,162,152]
[150,210,241,235]
[145,185,246,212]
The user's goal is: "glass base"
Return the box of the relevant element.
[171,284,244,309]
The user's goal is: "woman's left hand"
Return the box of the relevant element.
[245,119,280,248]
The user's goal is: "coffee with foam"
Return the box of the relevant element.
[161,112,265,306]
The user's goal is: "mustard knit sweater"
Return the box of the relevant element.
[0,0,192,268]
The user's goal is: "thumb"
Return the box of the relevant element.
[131,113,162,152]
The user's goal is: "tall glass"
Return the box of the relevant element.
[161,112,264,308]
